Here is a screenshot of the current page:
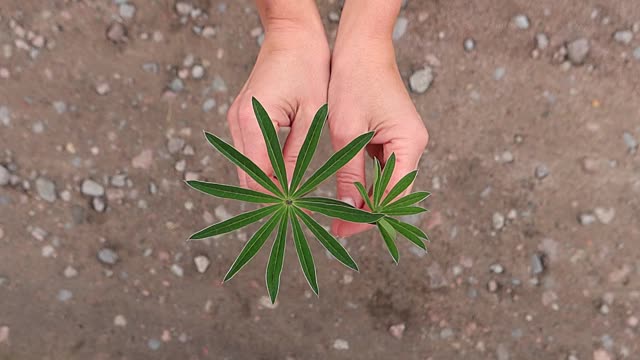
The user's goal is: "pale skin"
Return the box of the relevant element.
[227,0,429,237]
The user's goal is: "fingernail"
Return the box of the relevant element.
[341,197,355,207]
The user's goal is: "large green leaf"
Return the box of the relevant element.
[293,207,358,271]
[380,170,418,207]
[384,191,430,210]
[290,208,319,295]
[289,104,328,192]
[266,208,289,303]
[204,131,283,197]
[377,218,399,264]
[294,131,375,197]
[252,97,288,195]
[383,206,427,216]
[385,217,427,250]
[189,204,280,240]
[296,197,383,223]
[354,182,374,210]
[374,153,396,206]
[186,180,281,204]
[223,208,285,281]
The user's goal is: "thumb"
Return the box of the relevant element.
[282,103,324,188]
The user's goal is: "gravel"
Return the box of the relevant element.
[110,174,127,187]
[578,212,596,225]
[119,3,136,19]
[409,67,433,93]
[81,179,105,197]
[594,207,615,224]
[35,177,56,202]
[463,38,476,52]
[613,30,633,44]
[634,47,640,60]
[389,323,406,339]
[167,138,185,154]
[168,78,184,92]
[114,314,127,327]
[63,266,78,278]
[106,22,127,43]
[530,253,545,275]
[171,264,184,277]
[148,338,161,351]
[0,165,10,186]
[57,289,73,302]
[202,98,216,112]
[622,131,637,153]
[392,17,409,41]
[512,15,530,29]
[534,164,549,179]
[333,339,350,350]
[494,67,506,80]
[489,263,505,274]
[567,38,590,65]
[52,101,67,114]
[132,149,153,169]
[92,197,106,212]
[97,248,119,265]
[535,33,549,49]
[211,75,227,92]
[175,2,193,16]
[194,255,210,273]
[191,65,205,79]
[492,212,505,230]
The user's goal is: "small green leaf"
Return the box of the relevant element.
[382,206,427,216]
[296,197,383,223]
[252,97,289,195]
[294,131,375,197]
[290,208,319,295]
[266,207,289,303]
[384,191,430,210]
[293,207,359,271]
[289,104,328,192]
[385,217,427,250]
[374,153,396,206]
[185,180,281,204]
[189,204,280,240]
[380,170,418,207]
[204,131,283,197]
[378,218,399,264]
[372,158,382,206]
[354,182,374,211]
[223,208,285,281]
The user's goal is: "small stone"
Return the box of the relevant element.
[463,38,476,52]
[114,314,127,327]
[578,212,596,225]
[389,323,406,339]
[98,248,119,265]
[148,338,161,351]
[53,101,67,114]
[497,343,510,360]
[142,62,158,73]
[258,295,278,309]
[81,179,104,197]
[534,164,549,179]
[494,67,506,80]
[427,262,448,289]
[95,83,111,95]
[333,339,350,350]
[409,67,433,94]
[627,316,639,328]
[328,11,340,23]
[593,349,612,360]
[567,38,590,65]
[535,33,549,49]
[106,22,127,43]
[119,3,136,19]
[194,255,210,273]
[31,227,48,241]
[392,17,409,41]
[63,266,78,278]
[623,132,637,153]
[202,26,216,38]
[111,174,127,187]
[594,207,614,224]
[171,264,184,277]
[42,245,56,258]
[215,205,232,221]
[191,65,205,79]
[633,47,640,60]
[489,263,505,274]
[132,149,153,169]
[0,326,8,344]
[512,15,530,29]
[35,177,56,202]
[92,197,106,212]
[167,138,185,154]
[487,279,499,292]
[57,289,73,302]
[613,30,633,44]
[175,159,186,172]
[0,165,9,186]
[211,75,227,92]
[32,121,45,134]
[202,98,216,112]
[175,2,193,15]
[492,212,505,230]
[530,253,545,275]
[168,78,184,92]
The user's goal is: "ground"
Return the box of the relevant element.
[1,1,639,359]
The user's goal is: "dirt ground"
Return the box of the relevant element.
[1,0,640,359]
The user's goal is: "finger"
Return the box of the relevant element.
[282,103,322,182]
[382,126,429,198]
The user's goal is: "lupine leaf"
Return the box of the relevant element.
[189,204,280,240]
[296,197,383,223]
[384,191,430,210]
[371,158,382,207]
[252,97,288,195]
[377,218,399,264]
[223,208,285,281]
[294,131,375,197]
[354,182,374,210]
[266,208,289,303]
[385,217,427,250]
[204,131,283,197]
[382,206,427,216]
[374,153,396,206]
[289,104,328,192]
[185,180,281,204]
[290,208,319,295]
[293,207,358,271]
[380,170,418,207]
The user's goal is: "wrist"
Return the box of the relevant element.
[257,0,325,38]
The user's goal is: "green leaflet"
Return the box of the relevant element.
[294,131,375,197]
[380,170,418,207]
[185,180,281,204]
[384,191,430,210]
[223,208,285,281]
[252,97,289,195]
[374,153,396,206]
[290,208,319,295]
[296,197,383,223]
[385,217,427,251]
[354,182,374,210]
[266,208,289,303]
[382,206,427,216]
[377,218,399,264]
[289,104,328,192]
[189,204,280,240]
[293,207,359,271]
[204,131,283,197]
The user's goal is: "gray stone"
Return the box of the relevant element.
[119,3,136,19]
[463,38,475,52]
[92,197,106,212]
[492,212,505,230]
[489,263,505,274]
[194,255,210,273]
[594,207,615,224]
[392,17,409,41]
[0,106,10,126]
[634,47,640,60]
[409,67,433,94]
[534,164,549,179]
[530,253,545,275]
[98,248,119,265]
[171,264,184,277]
[106,22,127,43]
[175,1,193,16]
[63,266,78,278]
[142,63,158,73]
[111,174,127,187]
[328,11,340,23]
[211,75,227,92]
[57,289,73,302]
[578,212,596,225]
[623,132,637,153]
[567,38,590,65]
[613,30,633,44]
[0,165,9,186]
[35,177,56,202]
[535,33,549,50]
[512,15,530,29]
[32,121,44,134]
[168,78,184,92]
[494,67,506,80]
[427,262,448,289]
[202,98,216,113]
[148,338,161,350]
[81,179,104,197]
[52,101,67,114]
[167,138,185,154]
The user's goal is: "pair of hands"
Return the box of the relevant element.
[226,7,428,238]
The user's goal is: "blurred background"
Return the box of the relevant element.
[1,0,640,359]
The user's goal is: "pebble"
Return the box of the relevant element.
[594,207,615,224]
[494,67,506,80]
[628,316,639,328]
[171,264,184,277]
[114,314,127,327]
[534,164,549,179]
[489,263,505,274]
[111,174,127,187]
[215,205,232,221]
[167,138,185,154]
[463,38,476,52]
[63,266,78,278]
[92,197,106,212]
[142,62,158,73]
[168,78,184,92]
[530,253,545,275]
[81,179,105,197]
[409,67,433,93]
[492,212,505,230]
[535,33,549,50]
[119,3,136,19]
[106,22,127,43]
[578,212,596,225]
[487,279,499,292]
[95,83,111,95]
[35,177,56,202]
[333,339,350,350]
[98,248,119,265]
[191,65,205,79]
[496,343,510,360]
[389,323,405,339]
[53,101,67,114]
[194,255,210,273]
[567,38,590,65]
[202,98,216,112]
[427,262,448,289]
[42,245,56,258]
[0,106,10,126]
[57,289,73,302]
[211,75,227,92]
[0,326,8,344]
[0,165,8,186]
[613,30,633,44]
[392,17,409,41]
[622,132,637,153]
[175,1,193,16]
[634,47,640,60]
[175,159,186,172]
[132,149,153,169]
[148,338,161,351]
[328,11,340,23]
[512,15,530,29]
[258,295,278,309]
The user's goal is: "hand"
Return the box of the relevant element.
[227,15,329,192]
[328,39,429,238]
